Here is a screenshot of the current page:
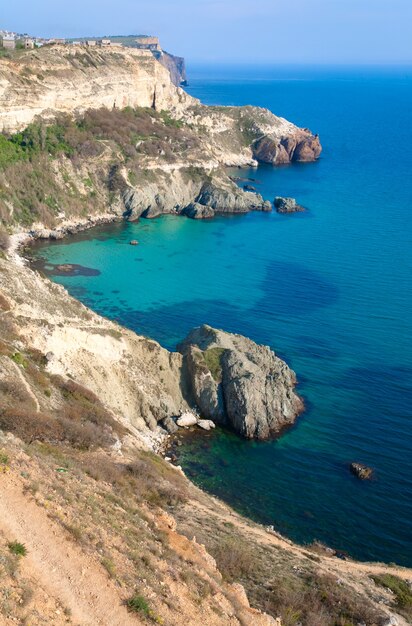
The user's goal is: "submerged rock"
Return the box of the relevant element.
[179,325,303,440]
[176,411,198,428]
[274,197,306,214]
[350,462,373,480]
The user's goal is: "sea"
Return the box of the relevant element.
[30,65,412,566]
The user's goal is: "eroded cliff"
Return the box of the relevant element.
[0,45,193,133]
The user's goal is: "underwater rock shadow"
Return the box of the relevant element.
[256,259,339,316]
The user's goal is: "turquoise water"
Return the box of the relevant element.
[31,66,412,565]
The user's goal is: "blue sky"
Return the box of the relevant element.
[1,0,411,64]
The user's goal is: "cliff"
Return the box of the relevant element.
[0,45,193,133]
[157,49,188,86]
[0,45,320,167]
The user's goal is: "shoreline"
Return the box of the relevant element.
[8,217,409,571]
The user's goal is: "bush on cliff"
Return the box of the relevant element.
[0,106,199,229]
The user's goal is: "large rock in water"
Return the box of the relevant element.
[178,325,304,439]
[274,197,306,214]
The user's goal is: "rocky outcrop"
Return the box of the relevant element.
[252,130,321,165]
[182,104,321,167]
[178,325,304,440]
[181,202,215,219]
[196,181,272,214]
[274,197,306,214]
[121,171,271,221]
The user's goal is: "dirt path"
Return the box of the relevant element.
[0,473,142,626]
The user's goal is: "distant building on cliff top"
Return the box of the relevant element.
[1,36,16,50]
[135,36,161,51]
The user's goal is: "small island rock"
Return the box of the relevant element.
[274,197,306,214]
[178,325,303,440]
[350,462,373,480]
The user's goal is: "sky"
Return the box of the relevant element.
[1,0,412,65]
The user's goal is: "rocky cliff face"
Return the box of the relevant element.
[120,170,271,221]
[0,46,321,168]
[0,45,193,133]
[157,50,188,86]
[178,325,304,439]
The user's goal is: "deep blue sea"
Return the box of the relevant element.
[31,65,412,566]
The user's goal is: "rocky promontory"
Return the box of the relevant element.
[252,130,321,165]
[178,325,304,439]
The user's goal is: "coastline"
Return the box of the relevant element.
[6,232,412,581]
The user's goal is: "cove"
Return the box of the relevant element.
[30,65,412,566]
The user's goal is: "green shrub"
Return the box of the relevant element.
[8,541,27,556]
[11,352,28,368]
[0,135,25,168]
[0,450,9,466]
[372,574,412,616]
[203,347,225,382]
[126,593,150,615]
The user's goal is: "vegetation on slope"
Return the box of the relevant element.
[0,107,199,229]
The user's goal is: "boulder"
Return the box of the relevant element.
[197,419,216,431]
[350,462,373,480]
[274,197,305,214]
[176,411,198,428]
[181,202,215,219]
[161,416,179,434]
[179,325,304,440]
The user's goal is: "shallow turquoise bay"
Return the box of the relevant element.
[31,66,412,565]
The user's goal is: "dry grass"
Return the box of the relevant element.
[0,225,9,251]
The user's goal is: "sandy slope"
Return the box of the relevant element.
[0,473,142,626]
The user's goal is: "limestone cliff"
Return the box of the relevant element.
[0,45,320,168]
[0,45,193,133]
[157,49,188,86]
